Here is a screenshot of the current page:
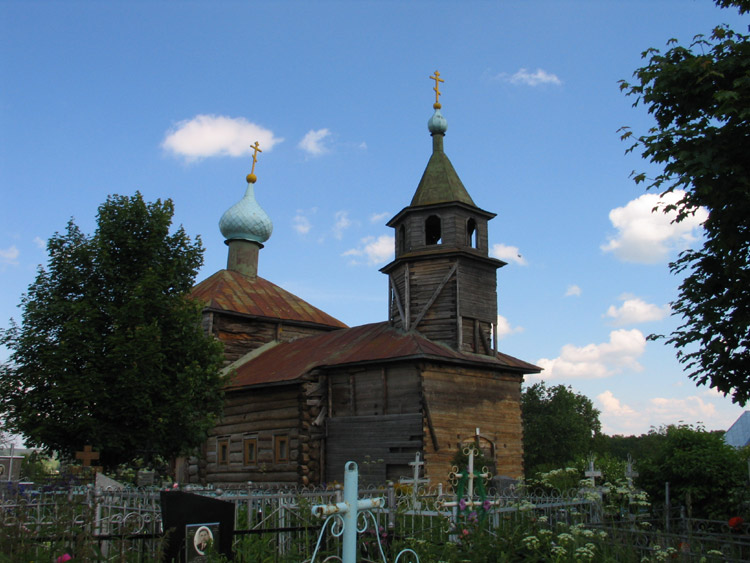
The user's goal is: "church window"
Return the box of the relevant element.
[467,218,478,248]
[425,215,442,245]
[243,436,257,465]
[274,435,289,463]
[398,224,406,254]
[217,437,230,465]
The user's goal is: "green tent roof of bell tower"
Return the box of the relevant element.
[410,108,476,208]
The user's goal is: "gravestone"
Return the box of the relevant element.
[160,491,234,562]
[95,472,125,491]
[137,469,155,487]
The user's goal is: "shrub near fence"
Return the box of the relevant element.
[1,480,748,562]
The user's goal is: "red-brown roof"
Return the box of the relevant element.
[226,321,541,390]
[191,269,347,329]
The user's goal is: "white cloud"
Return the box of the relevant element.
[533,329,646,380]
[490,243,527,265]
[358,141,368,150]
[605,295,670,326]
[298,128,332,156]
[597,389,737,435]
[598,390,638,418]
[505,68,562,86]
[0,245,19,265]
[293,209,316,235]
[565,285,582,297]
[370,212,389,224]
[343,235,394,266]
[332,211,353,240]
[601,191,708,263]
[162,115,283,162]
[496,314,524,340]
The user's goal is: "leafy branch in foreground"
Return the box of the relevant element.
[619,0,750,404]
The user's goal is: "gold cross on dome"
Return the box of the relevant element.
[430,70,445,109]
[250,141,262,175]
[246,141,262,183]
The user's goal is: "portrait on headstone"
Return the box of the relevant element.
[185,522,219,562]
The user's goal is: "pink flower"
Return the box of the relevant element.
[56,554,72,563]
[462,528,470,537]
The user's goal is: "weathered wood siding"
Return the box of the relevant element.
[326,414,423,485]
[329,365,421,417]
[393,208,489,258]
[196,384,304,486]
[420,363,523,482]
[387,258,458,348]
[457,258,497,322]
[326,364,423,484]
[204,311,338,364]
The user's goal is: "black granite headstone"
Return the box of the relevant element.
[160,491,234,562]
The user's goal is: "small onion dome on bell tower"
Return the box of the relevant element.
[219,142,272,278]
[427,70,448,135]
[219,141,273,245]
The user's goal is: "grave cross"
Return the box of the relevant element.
[400,451,429,488]
[75,445,100,467]
[400,452,430,509]
[312,461,384,563]
[625,454,639,487]
[444,442,493,510]
[584,457,602,488]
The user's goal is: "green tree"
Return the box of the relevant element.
[521,381,601,476]
[636,424,747,519]
[0,193,225,468]
[619,0,750,404]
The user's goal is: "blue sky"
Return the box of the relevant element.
[1,0,747,437]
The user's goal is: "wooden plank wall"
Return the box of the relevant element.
[328,365,421,418]
[400,208,489,251]
[207,313,339,364]
[326,364,423,484]
[420,363,524,483]
[457,259,497,321]
[326,413,423,485]
[196,385,303,486]
[408,258,458,346]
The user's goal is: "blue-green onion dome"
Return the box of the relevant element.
[219,179,273,244]
[428,107,448,134]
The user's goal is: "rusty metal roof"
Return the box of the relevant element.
[191,269,347,328]
[226,321,541,390]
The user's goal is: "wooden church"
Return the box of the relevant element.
[186,75,540,487]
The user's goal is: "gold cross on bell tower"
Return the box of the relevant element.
[430,70,444,109]
[247,141,262,184]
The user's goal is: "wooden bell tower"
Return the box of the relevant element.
[380,72,506,355]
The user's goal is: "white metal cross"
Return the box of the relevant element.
[312,461,384,563]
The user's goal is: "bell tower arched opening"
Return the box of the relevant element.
[425,215,442,245]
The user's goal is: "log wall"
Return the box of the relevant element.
[420,363,524,483]
[205,312,339,364]
[191,381,325,487]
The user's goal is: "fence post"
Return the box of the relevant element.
[665,481,670,534]
[387,481,396,530]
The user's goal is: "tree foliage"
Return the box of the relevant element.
[636,424,748,519]
[619,0,750,404]
[0,193,226,468]
[521,381,601,476]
